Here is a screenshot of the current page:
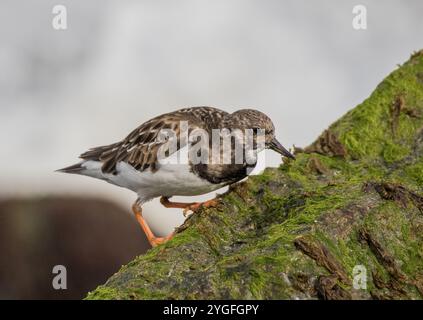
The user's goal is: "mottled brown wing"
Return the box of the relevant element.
[79,107,228,174]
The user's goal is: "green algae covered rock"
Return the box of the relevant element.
[87,51,423,300]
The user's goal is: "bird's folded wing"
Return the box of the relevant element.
[79,113,200,174]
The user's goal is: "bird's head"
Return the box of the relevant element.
[224,109,295,160]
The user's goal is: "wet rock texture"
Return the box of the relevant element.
[87,51,423,300]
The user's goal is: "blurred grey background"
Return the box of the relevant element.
[0,0,421,298]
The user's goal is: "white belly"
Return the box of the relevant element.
[79,160,224,203]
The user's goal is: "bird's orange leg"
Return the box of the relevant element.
[160,196,219,216]
[160,196,198,209]
[132,202,174,247]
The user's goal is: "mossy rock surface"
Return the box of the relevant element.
[87,51,423,300]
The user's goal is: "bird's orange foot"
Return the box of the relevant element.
[132,202,174,247]
[149,233,174,247]
[182,198,219,217]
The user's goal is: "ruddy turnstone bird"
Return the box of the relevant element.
[58,107,294,247]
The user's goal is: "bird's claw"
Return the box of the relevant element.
[182,203,201,217]
[182,199,219,217]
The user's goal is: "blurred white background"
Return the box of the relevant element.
[0,0,422,234]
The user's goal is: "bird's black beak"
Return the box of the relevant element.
[269,138,295,159]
